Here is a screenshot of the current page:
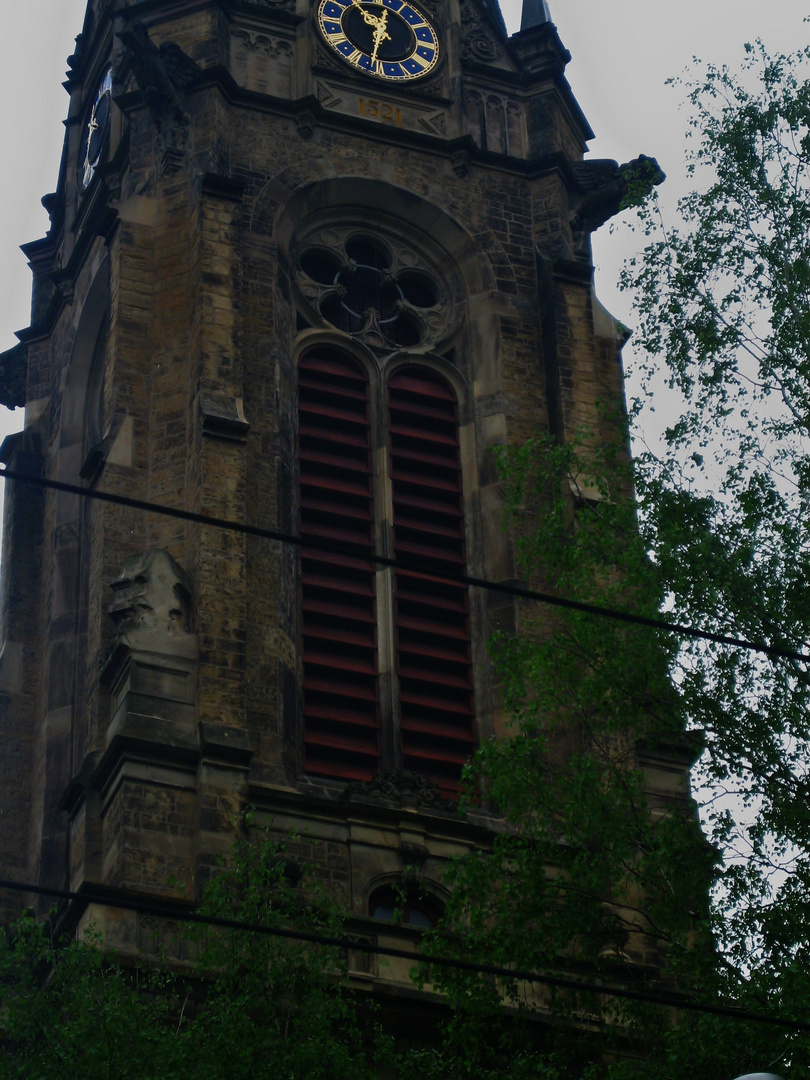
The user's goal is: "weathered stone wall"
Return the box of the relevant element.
[0,0,650,946]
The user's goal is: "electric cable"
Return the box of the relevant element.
[0,876,808,1033]
[1,465,807,664]
[1,474,807,1032]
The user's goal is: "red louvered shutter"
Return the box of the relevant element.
[298,352,380,781]
[388,367,475,796]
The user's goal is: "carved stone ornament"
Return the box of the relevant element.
[108,548,192,643]
[314,43,346,75]
[343,770,456,812]
[296,110,318,140]
[419,77,448,99]
[0,342,26,410]
[245,0,296,10]
[451,149,471,177]
[115,21,202,175]
[293,223,461,350]
[400,841,430,867]
[418,111,447,136]
[460,2,501,62]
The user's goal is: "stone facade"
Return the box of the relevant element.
[0,0,682,997]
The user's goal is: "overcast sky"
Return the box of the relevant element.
[0,0,806,458]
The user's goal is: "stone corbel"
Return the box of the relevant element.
[200,394,250,442]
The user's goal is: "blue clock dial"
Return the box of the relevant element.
[318,0,440,81]
[79,68,113,190]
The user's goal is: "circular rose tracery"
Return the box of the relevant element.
[296,232,447,348]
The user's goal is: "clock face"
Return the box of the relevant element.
[317,0,440,82]
[79,68,113,190]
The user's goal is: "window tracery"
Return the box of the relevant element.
[294,226,457,350]
[292,211,474,794]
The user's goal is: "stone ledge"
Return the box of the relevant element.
[199,722,253,769]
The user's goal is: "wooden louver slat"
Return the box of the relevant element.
[299,352,380,782]
[388,367,475,796]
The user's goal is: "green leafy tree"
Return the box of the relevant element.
[427,34,810,1080]
[0,835,390,1079]
[625,35,810,999]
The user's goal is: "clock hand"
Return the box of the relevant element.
[370,9,391,65]
[351,0,384,31]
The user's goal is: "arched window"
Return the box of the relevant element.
[298,351,381,781]
[369,884,443,929]
[389,368,475,794]
[297,355,475,795]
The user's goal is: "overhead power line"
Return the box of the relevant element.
[2,465,808,664]
[0,876,807,1033]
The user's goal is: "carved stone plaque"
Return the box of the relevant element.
[314,80,449,138]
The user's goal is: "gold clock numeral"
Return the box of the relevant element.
[328,31,349,45]
[409,51,432,69]
[347,47,363,64]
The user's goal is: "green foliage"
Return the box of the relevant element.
[624,39,810,465]
[624,32,810,997]
[424,32,810,1080]
[0,836,388,1080]
[425,432,719,1075]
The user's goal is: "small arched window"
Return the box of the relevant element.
[369,885,443,929]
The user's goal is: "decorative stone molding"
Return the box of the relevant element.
[200,393,250,442]
[199,722,253,769]
[245,0,296,11]
[460,2,501,63]
[343,770,456,812]
[231,29,294,98]
[465,91,524,158]
[315,81,343,108]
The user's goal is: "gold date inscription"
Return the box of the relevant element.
[358,98,403,125]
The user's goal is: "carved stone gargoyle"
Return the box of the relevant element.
[570,154,665,254]
[115,21,201,172]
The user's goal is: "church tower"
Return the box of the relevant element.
[0,0,669,973]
